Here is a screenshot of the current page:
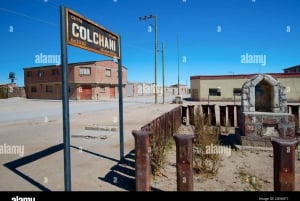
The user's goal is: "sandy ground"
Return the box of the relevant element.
[0,97,178,191]
[0,98,299,192]
[152,137,300,191]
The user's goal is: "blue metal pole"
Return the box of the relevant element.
[118,35,124,159]
[60,5,71,191]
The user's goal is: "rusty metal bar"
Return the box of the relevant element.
[227,105,235,127]
[271,137,299,191]
[132,130,151,191]
[161,115,167,143]
[171,109,175,134]
[219,105,227,126]
[176,106,181,129]
[165,112,169,139]
[173,134,194,191]
[236,105,241,128]
[188,105,195,125]
[173,107,176,126]
[209,105,216,126]
[201,104,209,121]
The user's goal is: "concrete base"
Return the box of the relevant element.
[239,112,295,139]
[241,136,273,147]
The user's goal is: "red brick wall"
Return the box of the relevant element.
[26,84,62,99]
[68,61,127,85]
[24,66,61,84]
[72,64,96,83]
[24,60,127,100]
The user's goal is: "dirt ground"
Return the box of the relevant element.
[152,135,300,191]
[0,98,178,191]
[0,98,299,192]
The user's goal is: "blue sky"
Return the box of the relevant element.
[1,0,299,86]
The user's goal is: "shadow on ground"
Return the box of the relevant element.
[4,144,126,191]
[98,150,136,191]
[98,149,163,192]
[4,143,64,191]
[71,145,119,163]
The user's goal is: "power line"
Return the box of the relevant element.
[33,0,61,9]
[0,7,57,27]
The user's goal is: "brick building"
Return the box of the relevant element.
[23,60,127,100]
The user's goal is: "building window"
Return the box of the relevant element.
[105,69,112,77]
[233,88,242,96]
[27,71,32,77]
[209,88,221,96]
[100,87,105,93]
[38,71,44,77]
[46,86,53,93]
[80,67,91,75]
[31,86,37,93]
[52,69,59,76]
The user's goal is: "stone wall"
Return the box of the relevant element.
[240,112,295,138]
[239,74,295,145]
[241,74,288,113]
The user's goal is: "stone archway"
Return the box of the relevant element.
[255,79,273,112]
[241,74,288,113]
[238,74,295,143]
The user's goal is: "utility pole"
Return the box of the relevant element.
[177,36,180,96]
[162,42,165,104]
[139,15,158,104]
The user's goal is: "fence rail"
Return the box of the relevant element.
[141,106,182,144]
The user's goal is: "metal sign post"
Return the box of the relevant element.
[60,5,124,191]
[60,5,71,192]
[118,35,124,159]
